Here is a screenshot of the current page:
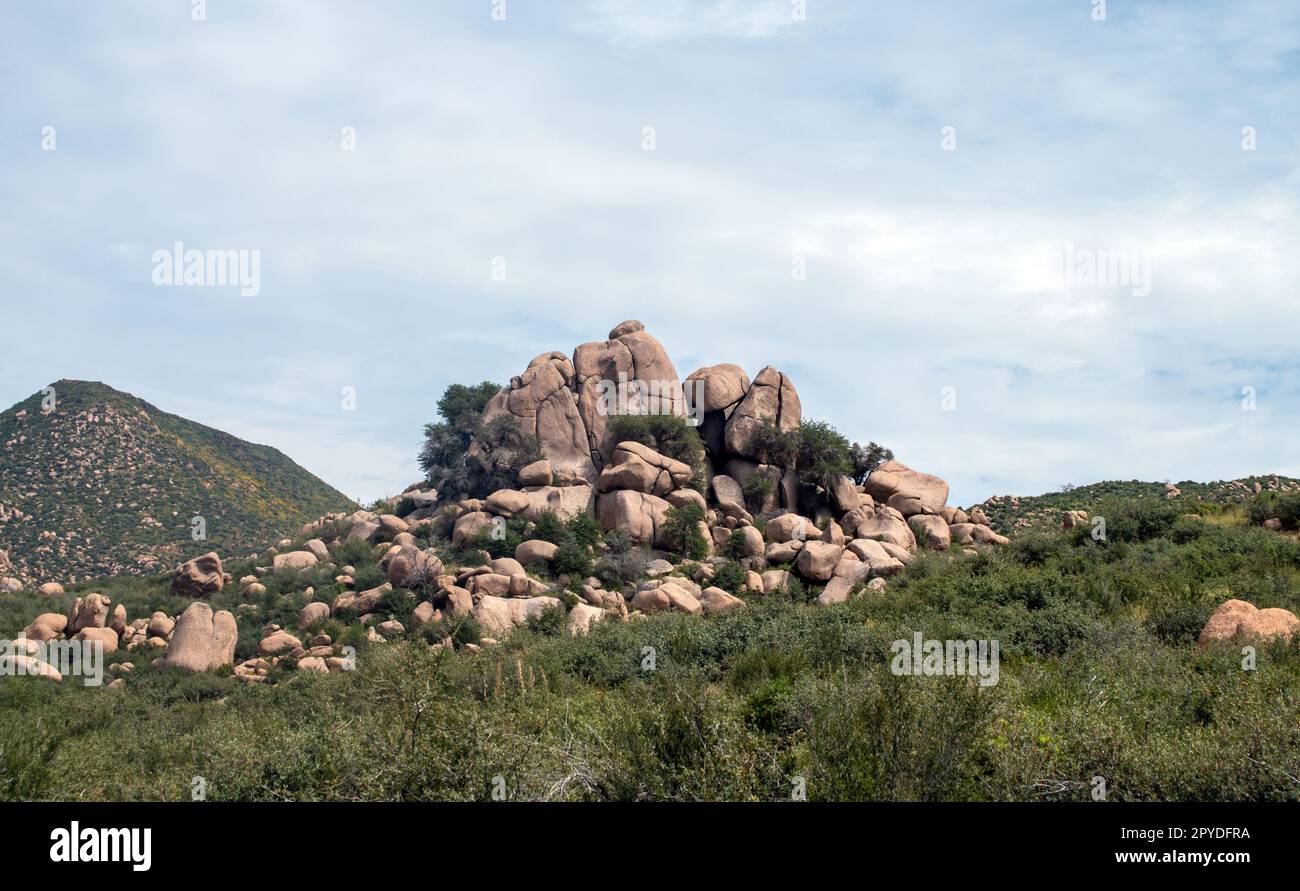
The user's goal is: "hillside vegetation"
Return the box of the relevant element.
[971,475,1300,535]
[1,494,1297,801]
[0,380,355,583]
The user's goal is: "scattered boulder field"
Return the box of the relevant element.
[3,321,1298,685]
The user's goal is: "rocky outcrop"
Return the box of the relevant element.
[66,592,111,634]
[479,352,596,484]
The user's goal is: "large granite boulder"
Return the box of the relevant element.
[862,460,949,516]
[685,363,750,414]
[1197,599,1300,646]
[597,441,694,496]
[473,595,565,637]
[596,490,672,548]
[158,602,238,673]
[724,366,801,462]
[521,484,595,522]
[171,552,224,598]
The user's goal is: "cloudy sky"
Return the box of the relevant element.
[2,0,1298,507]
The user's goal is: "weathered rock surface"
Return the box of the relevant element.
[597,441,693,496]
[171,552,224,598]
[597,490,671,547]
[1198,599,1299,646]
[724,366,801,461]
[479,352,596,484]
[862,461,949,516]
[573,323,687,467]
[686,363,750,413]
[473,595,564,637]
[159,602,238,672]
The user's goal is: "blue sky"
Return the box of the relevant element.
[2,0,1298,506]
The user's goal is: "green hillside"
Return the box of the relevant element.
[0,380,355,583]
[970,475,1300,536]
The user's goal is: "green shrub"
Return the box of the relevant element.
[662,503,710,560]
[594,548,650,588]
[553,541,593,577]
[793,419,854,492]
[531,510,567,544]
[742,474,774,512]
[566,514,602,548]
[525,605,568,637]
[709,560,748,595]
[418,380,542,501]
[1250,492,1300,529]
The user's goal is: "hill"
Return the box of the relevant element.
[0,324,1297,803]
[0,380,355,584]
[969,475,1300,535]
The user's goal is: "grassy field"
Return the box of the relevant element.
[1,496,1298,801]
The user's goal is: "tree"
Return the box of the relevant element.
[418,381,500,483]
[794,420,854,492]
[418,381,542,501]
[850,441,894,483]
[662,503,710,560]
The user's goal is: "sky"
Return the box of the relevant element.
[1,0,1298,507]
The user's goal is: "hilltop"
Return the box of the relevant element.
[0,380,355,584]
[969,475,1300,535]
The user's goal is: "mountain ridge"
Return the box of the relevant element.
[0,379,355,584]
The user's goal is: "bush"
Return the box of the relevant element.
[566,514,602,548]
[748,423,800,468]
[1088,497,1182,544]
[724,529,750,561]
[526,605,568,637]
[662,503,710,560]
[553,541,593,577]
[595,548,650,588]
[709,560,748,595]
[468,514,529,559]
[850,441,894,482]
[531,510,567,545]
[793,419,854,492]
[742,474,774,512]
[1250,492,1300,529]
[417,381,543,501]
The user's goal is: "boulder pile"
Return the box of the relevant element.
[0,320,1012,682]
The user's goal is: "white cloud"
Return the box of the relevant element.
[1,0,1298,509]
[572,0,802,45]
